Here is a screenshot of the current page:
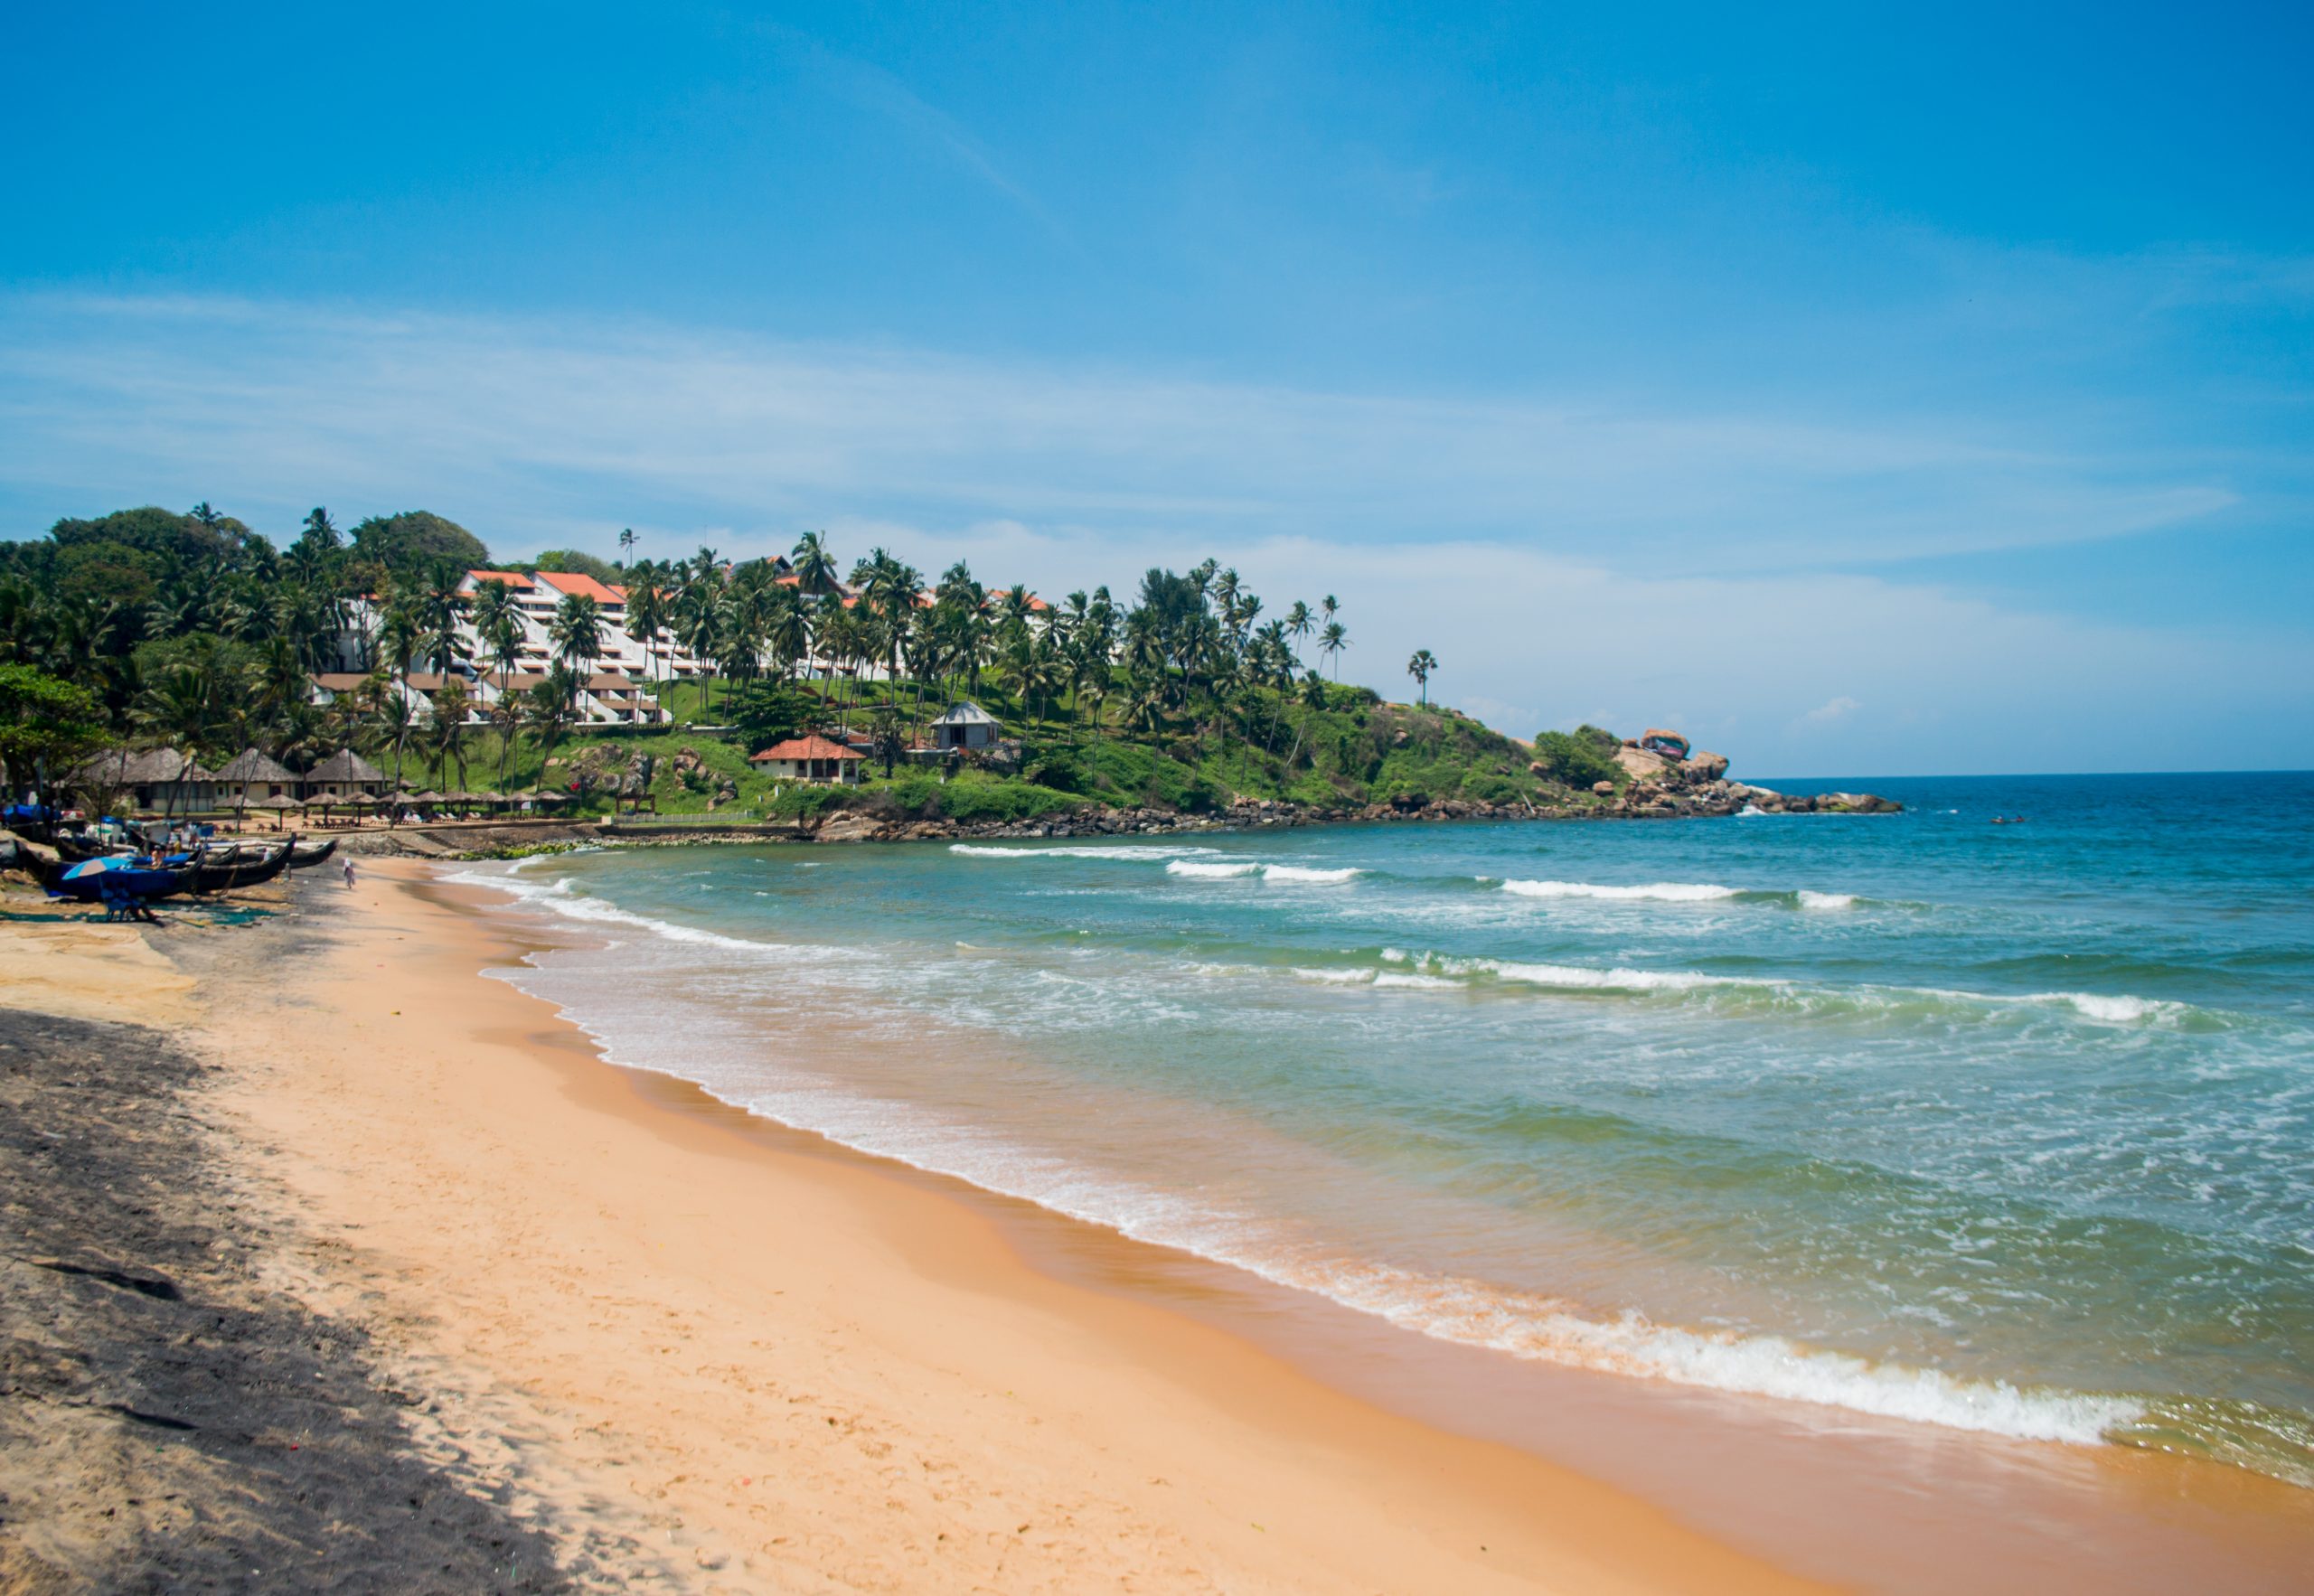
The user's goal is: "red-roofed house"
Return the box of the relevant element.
[532,568,625,606]
[748,736,863,785]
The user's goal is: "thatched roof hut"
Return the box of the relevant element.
[304,748,390,797]
[67,746,219,812]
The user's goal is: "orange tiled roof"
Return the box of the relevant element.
[466,569,537,589]
[533,569,624,605]
[748,737,862,763]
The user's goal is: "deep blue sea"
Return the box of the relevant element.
[448,772,2314,1486]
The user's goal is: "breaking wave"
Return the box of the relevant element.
[1168,859,1365,884]
[1500,878,1740,902]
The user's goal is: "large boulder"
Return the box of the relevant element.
[814,810,885,843]
[1613,744,1671,780]
[1682,750,1729,783]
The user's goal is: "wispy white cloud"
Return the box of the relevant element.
[0,293,2300,773]
[1797,695,1861,729]
[809,50,1076,251]
[0,293,2237,573]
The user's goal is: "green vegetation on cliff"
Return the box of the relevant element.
[3,505,1628,823]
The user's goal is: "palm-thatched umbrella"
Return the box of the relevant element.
[250,793,306,831]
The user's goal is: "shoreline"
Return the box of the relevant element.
[409,859,2314,1592]
[6,862,2309,1589]
[180,861,1827,1591]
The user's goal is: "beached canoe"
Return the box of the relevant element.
[43,855,190,905]
[190,841,294,893]
[287,837,339,868]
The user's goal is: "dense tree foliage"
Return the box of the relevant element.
[346,511,490,582]
[0,502,1558,822]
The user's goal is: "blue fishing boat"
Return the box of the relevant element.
[43,854,189,907]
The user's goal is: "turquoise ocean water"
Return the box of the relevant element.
[448,772,2314,1487]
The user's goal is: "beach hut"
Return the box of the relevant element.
[213,747,299,823]
[304,747,392,803]
[748,736,863,785]
[69,747,220,815]
[927,701,1001,753]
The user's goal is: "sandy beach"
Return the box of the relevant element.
[6,859,2313,1592]
[1,862,1819,1592]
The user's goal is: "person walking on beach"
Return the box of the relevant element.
[342,856,357,892]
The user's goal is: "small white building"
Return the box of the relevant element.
[927,701,1001,752]
[748,736,864,785]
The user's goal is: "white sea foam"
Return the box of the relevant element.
[1168,859,1263,878]
[951,843,1214,861]
[1797,890,1859,910]
[1500,878,1741,902]
[2031,991,2188,1026]
[1479,959,1744,992]
[437,865,812,959]
[1261,864,1366,884]
[1163,859,1367,884]
[1371,972,1462,990]
[1302,1262,2143,1445]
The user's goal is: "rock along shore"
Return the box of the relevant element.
[336,756,1898,858]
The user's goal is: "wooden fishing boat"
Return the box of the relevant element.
[189,840,294,893]
[287,837,339,868]
[43,855,190,905]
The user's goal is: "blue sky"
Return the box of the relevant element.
[3,2,2309,774]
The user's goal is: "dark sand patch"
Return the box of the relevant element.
[0,1008,576,1594]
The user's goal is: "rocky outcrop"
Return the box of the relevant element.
[1613,745,1672,781]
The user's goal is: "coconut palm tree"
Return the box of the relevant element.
[549,592,605,713]
[524,672,577,779]
[1319,620,1348,681]
[767,584,810,683]
[791,530,841,598]
[430,678,474,793]
[375,690,419,813]
[1406,648,1436,708]
[622,567,670,698]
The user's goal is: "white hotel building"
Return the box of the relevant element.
[313,568,713,728]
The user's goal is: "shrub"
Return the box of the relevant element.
[1530,729,1621,789]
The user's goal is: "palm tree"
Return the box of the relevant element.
[1406,649,1436,709]
[857,549,925,691]
[549,593,605,713]
[622,565,670,699]
[375,690,419,816]
[430,678,474,793]
[524,673,577,781]
[134,662,220,830]
[791,530,841,598]
[415,566,466,678]
[617,527,637,566]
[1319,620,1348,681]
[767,586,810,684]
